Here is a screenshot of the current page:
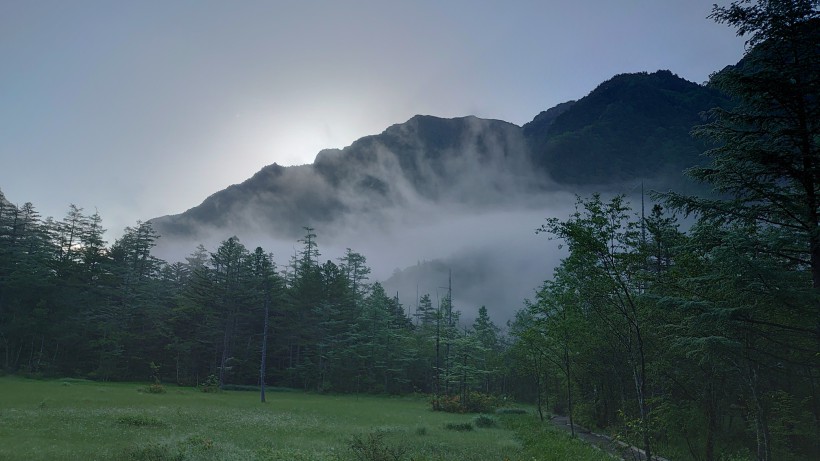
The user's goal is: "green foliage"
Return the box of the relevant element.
[349,431,408,461]
[495,408,527,415]
[473,414,497,428]
[197,375,220,393]
[143,383,166,394]
[431,391,499,414]
[503,413,612,461]
[115,414,167,428]
[443,422,473,432]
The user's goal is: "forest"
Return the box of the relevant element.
[1,2,818,460]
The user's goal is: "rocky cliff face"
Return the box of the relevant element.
[150,114,542,242]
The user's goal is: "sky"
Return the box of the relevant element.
[0,0,747,239]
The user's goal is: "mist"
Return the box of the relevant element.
[150,114,671,328]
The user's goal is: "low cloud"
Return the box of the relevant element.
[150,115,655,328]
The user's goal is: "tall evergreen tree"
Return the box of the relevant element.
[666,1,819,289]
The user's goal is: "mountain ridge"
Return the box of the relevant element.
[150,69,726,245]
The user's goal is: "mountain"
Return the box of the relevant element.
[149,70,728,322]
[151,70,725,243]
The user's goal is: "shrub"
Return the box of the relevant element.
[431,391,500,413]
[463,391,500,413]
[198,375,220,393]
[444,422,473,431]
[144,383,166,394]
[495,408,527,415]
[115,414,166,428]
[431,394,463,413]
[473,414,497,428]
[349,431,407,461]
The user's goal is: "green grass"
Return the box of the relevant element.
[0,376,610,460]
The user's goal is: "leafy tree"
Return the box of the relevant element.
[539,194,656,459]
[506,309,552,421]
[527,271,590,437]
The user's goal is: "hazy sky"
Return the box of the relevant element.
[0,1,746,238]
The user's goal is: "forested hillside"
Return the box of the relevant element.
[523,70,729,185]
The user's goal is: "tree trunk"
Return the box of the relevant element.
[633,362,652,461]
[706,385,718,461]
[219,313,232,388]
[260,298,269,403]
[747,364,771,461]
[566,346,575,438]
[535,359,544,422]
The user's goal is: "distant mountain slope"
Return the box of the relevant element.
[524,70,728,185]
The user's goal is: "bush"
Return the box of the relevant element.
[473,414,497,428]
[115,414,166,428]
[198,375,220,393]
[495,408,527,415]
[349,431,407,461]
[444,422,474,431]
[144,383,166,394]
[431,394,463,413]
[431,391,500,413]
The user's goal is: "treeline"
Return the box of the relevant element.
[0,211,512,396]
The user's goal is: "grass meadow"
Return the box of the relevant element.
[0,376,612,460]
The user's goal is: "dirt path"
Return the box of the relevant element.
[549,415,668,461]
